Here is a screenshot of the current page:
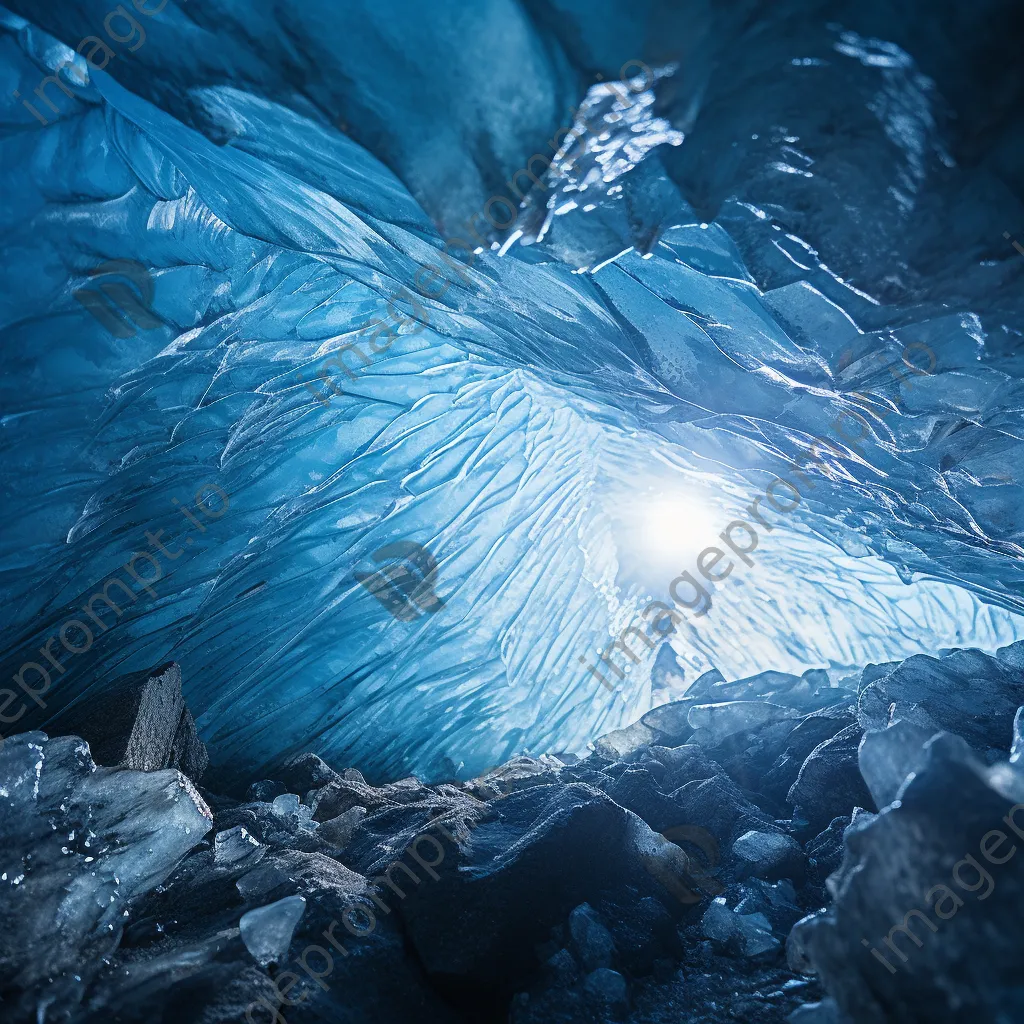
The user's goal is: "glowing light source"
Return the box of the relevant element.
[612,487,722,582]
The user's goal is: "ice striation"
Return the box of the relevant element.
[0,1,1022,793]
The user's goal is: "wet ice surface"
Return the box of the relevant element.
[214,825,265,868]
[239,894,306,967]
[0,8,1022,788]
[0,733,212,1018]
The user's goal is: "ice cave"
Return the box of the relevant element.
[1,0,1023,1021]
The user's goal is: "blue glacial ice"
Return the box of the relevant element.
[1,1,1023,786]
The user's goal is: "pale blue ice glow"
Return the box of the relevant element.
[1,14,1023,784]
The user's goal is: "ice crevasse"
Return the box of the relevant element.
[1,2,1024,785]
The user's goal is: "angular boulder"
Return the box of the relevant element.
[43,662,208,782]
[794,733,1024,1022]
[351,782,684,1001]
[733,829,806,883]
[858,645,1024,759]
[788,724,875,834]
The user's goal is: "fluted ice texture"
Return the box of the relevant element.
[1,6,1023,783]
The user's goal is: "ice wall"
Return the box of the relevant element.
[1,3,1023,784]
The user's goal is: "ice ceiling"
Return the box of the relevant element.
[1,0,1023,785]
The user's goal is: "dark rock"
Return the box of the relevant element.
[733,878,804,935]
[788,724,875,835]
[694,720,819,819]
[795,733,1024,1022]
[858,645,1024,760]
[235,848,368,904]
[583,967,629,1015]
[311,776,401,819]
[761,703,858,803]
[170,707,209,783]
[787,910,825,974]
[804,816,852,899]
[276,751,342,793]
[44,662,208,783]
[858,720,938,808]
[465,755,563,798]
[542,946,579,987]
[509,987,585,1023]
[701,896,780,957]
[671,772,777,845]
[602,764,689,832]
[568,902,617,971]
[246,779,289,802]
[120,831,463,1024]
[87,953,280,1024]
[366,782,685,1000]
[733,829,806,883]
[594,892,680,975]
[214,824,267,869]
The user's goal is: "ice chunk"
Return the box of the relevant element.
[214,825,265,869]
[272,793,302,817]
[1011,707,1024,765]
[688,702,800,744]
[239,895,307,967]
[0,733,211,1019]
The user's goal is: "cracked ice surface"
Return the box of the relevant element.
[1,10,1024,784]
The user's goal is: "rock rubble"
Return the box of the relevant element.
[3,644,1024,1022]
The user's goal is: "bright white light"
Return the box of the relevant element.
[613,487,722,581]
